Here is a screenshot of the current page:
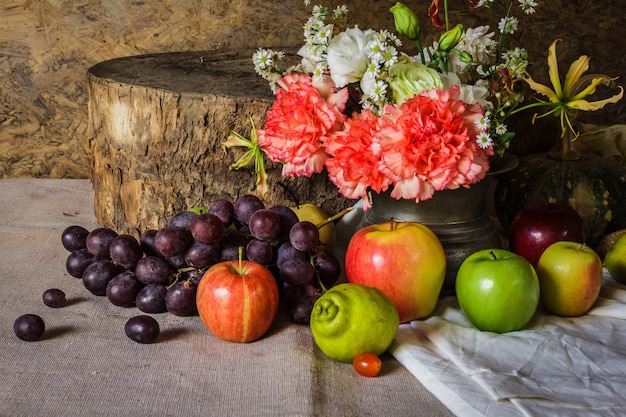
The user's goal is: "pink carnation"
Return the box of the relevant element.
[377,87,493,203]
[325,110,394,209]
[257,74,348,177]
[325,86,493,207]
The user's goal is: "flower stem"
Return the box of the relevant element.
[547,126,582,161]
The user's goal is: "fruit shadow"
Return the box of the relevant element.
[42,325,75,341]
[64,296,89,307]
[158,327,189,343]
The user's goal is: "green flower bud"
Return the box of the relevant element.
[438,24,463,52]
[458,51,473,63]
[388,62,443,104]
[390,3,420,41]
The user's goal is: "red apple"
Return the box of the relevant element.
[196,256,279,343]
[508,202,585,267]
[536,241,603,317]
[344,220,446,323]
[456,249,539,333]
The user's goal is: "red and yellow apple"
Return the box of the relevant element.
[456,249,539,333]
[196,257,279,343]
[508,202,585,267]
[344,220,446,323]
[536,241,602,317]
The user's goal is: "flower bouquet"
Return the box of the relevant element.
[224,0,621,210]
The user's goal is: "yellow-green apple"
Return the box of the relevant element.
[536,241,602,317]
[196,254,279,343]
[509,202,585,267]
[456,249,539,333]
[310,283,399,363]
[344,220,445,323]
[604,233,626,284]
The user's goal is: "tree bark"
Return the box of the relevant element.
[87,49,351,236]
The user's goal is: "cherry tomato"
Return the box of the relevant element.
[352,353,382,377]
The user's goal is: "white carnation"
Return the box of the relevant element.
[326,27,378,88]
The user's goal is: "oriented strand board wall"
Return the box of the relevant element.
[0,0,311,178]
[1,0,625,178]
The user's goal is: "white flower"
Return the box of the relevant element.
[476,132,493,149]
[518,0,538,14]
[253,48,274,71]
[311,5,326,19]
[476,114,491,131]
[457,26,496,66]
[361,73,388,103]
[326,27,378,88]
[314,24,333,45]
[498,16,519,35]
[367,38,387,64]
[495,123,508,135]
[333,5,349,19]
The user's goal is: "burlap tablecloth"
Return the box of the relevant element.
[0,179,453,417]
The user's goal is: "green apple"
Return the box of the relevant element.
[536,241,603,317]
[310,283,399,363]
[605,233,626,284]
[456,249,539,333]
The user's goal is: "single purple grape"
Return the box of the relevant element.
[66,248,95,278]
[169,210,197,230]
[248,209,282,241]
[106,271,144,307]
[184,241,220,269]
[42,288,66,308]
[13,314,45,341]
[246,239,274,265]
[190,213,225,244]
[154,226,193,257]
[139,230,161,257]
[289,221,320,252]
[61,225,89,251]
[234,195,264,225]
[135,256,172,285]
[82,260,123,296]
[208,199,235,227]
[165,281,198,316]
[124,315,160,344]
[135,284,168,314]
[279,258,315,286]
[314,250,342,287]
[276,241,307,267]
[109,234,144,268]
[86,227,118,257]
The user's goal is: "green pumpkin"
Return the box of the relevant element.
[495,152,626,248]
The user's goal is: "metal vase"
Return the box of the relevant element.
[358,153,519,296]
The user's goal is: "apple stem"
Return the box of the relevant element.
[237,246,244,274]
[389,218,396,231]
[488,249,497,260]
[315,206,354,229]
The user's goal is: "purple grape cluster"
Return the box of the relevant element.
[62,224,199,322]
[61,194,342,329]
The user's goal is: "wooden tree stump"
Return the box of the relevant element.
[87,49,352,236]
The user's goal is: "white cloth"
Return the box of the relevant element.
[391,274,626,417]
